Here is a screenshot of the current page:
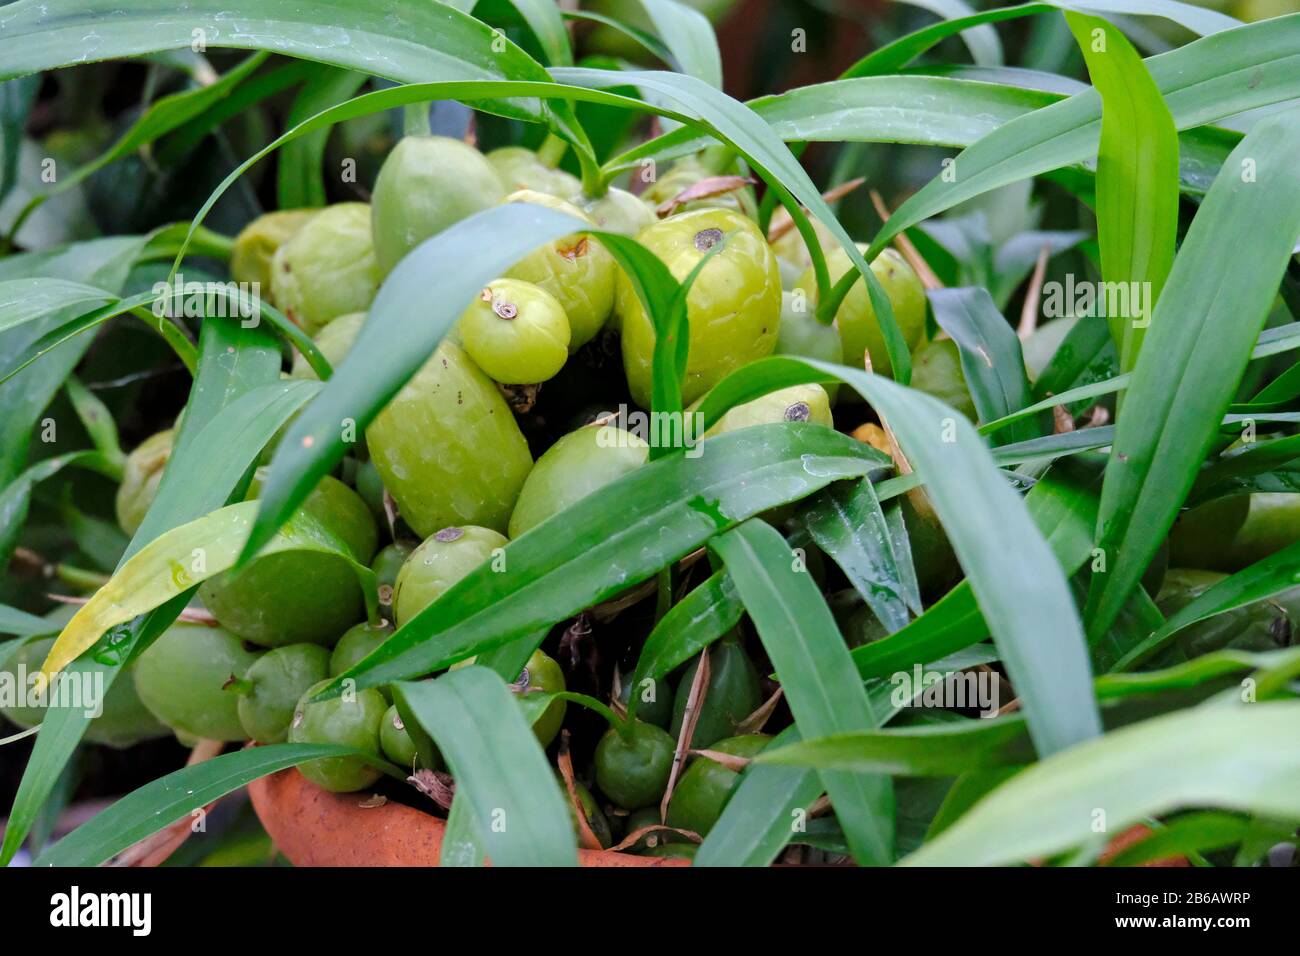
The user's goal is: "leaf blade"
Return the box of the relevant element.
[1085,105,1300,640]
[710,520,894,865]
[902,702,1300,866]
[393,669,578,866]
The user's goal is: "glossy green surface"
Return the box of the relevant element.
[288,679,387,792]
[519,649,567,748]
[1169,493,1300,573]
[502,189,616,350]
[353,457,388,526]
[642,155,758,218]
[393,525,508,627]
[1153,568,1299,664]
[486,145,580,197]
[619,207,781,407]
[366,340,534,537]
[271,202,380,335]
[507,425,647,538]
[701,383,832,437]
[794,246,926,377]
[371,135,505,276]
[198,475,378,647]
[230,209,316,298]
[664,733,771,838]
[380,702,441,770]
[132,621,262,742]
[1021,316,1079,383]
[1,608,168,749]
[594,719,676,809]
[573,186,655,237]
[617,670,673,728]
[669,635,761,749]
[236,643,330,744]
[458,277,570,384]
[115,429,173,536]
[370,543,411,617]
[329,620,393,678]
[289,310,366,380]
[911,337,977,421]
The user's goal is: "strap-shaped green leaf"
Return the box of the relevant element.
[1113,539,1300,672]
[800,478,915,630]
[0,1,552,118]
[637,0,722,88]
[851,463,1100,680]
[626,569,743,724]
[0,450,116,567]
[0,236,152,486]
[0,318,285,866]
[869,14,1300,259]
[393,669,578,866]
[41,496,373,679]
[928,287,1036,442]
[694,726,823,867]
[34,743,398,867]
[277,66,368,209]
[694,355,1102,756]
[847,1,1237,79]
[710,520,895,866]
[1065,11,1178,372]
[895,0,1004,67]
[901,702,1300,866]
[502,0,574,68]
[0,604,53,639]
[1084,104,1300,641]
[318,423,888,698]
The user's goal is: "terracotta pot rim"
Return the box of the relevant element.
[248,766,690,867]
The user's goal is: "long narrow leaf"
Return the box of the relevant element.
[693,725,822,867]
[902,703,1300,866]
[392,669,577,866]
[1065,11,1178,371]
[851,463,1100,680]
[41,499,373,679]
[710,520,894,866]
[869,15,1300,259]
[637,0,722,88]
[34,744,395,867]
[800,478,915,629]
[0,0,553,120]
[321,424,889,698]
[0,318,283,865]
[277,66,368,209]
[626,569,743,723]
[928,287,1035,442]
[696,355,1102,755]
[1084,105,1300,640]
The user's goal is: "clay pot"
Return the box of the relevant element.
[249,768,1183,868]
[1099,824,1190,867]
[248,768,688,867]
